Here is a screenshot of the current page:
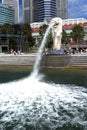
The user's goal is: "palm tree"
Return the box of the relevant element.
[39,24,48,38]
[70,25,85,44]
[21,23,35,52]
[12,24,22,51]
[21,23,32,43]
[62,30,68,44]
[46,32,53,50]
[9,37,18,51]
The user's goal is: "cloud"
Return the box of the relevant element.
[68,0,87,19]
[81,5,87,14]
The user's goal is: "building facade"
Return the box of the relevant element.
[56,0,68,19]
[22,0,68,23]
[22,0,33,23]
[38,0,56,22]
[31,18,87,46]
[2,0,19,23]
[0,3,15,25]
[62,18,87,41]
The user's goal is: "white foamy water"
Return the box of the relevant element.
[0,76,87,130]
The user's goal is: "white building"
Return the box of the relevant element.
[62,18,87,25]
[30,18,87,44]
[30,18,87,28]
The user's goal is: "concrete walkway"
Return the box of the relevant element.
[0,53,37,56]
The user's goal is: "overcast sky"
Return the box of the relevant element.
[0,0,87,22]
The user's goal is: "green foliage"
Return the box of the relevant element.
[39,24,54,51]
[0,38,1,45]
[21,23,32,42]
[9,37,18,51]
[24,37,35,52]
[62,30,68,43]
[0,23,35,52]
[46,32,53,49]
[39,24,53,49]
[1,23,13,34]
[21,23,35,49]
[1,23,14,51]
[70,25,85,43]
[13,24,21,34]
[39,24,48,37]
[25,42,32,52]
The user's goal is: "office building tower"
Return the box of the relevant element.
[23,0,38,23]
[23,0,68,23]
[38,0,56,22]
[33,0,39,22]
[56,0,68,19]
[2,0,19,23]
[0,3,15,25]
[23,0,56,23]
[22,0,34,23]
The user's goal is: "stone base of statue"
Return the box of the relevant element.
[46,49,65,55]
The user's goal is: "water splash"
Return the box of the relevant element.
[31,22,55,78]
[0,78,87,130]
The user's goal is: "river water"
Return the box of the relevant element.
[0,69,87,130]
[0,19,87,130]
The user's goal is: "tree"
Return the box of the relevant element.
[39,24,48,38]
[1,23,13,51]
[70,25,85,43]
[1,23,13,34]
[13,24,21,35]
[62,30,68,44]
[39,24,53,50]
[9,37,18,51]
[21,23,35,51]
[13,24,23,51]
[21,23,32,43]
[0,25,2,34]
[46,32,53,50]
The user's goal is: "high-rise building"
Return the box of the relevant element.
[0,3,15,25]
[22,0,34,23]
[33,0,39,22]
[22,0,38,23]
[22,0,68,23]
[56,0,68,19]
[2,0,19,23]
[38,0,56,22]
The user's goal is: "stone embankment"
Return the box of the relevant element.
[0,53,36,66]
[41,53,87,68]
[0,53,87,68]
[69,54,87,67]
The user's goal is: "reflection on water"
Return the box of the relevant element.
[43,69,87,88]
[1,69,87,87]
[0,70,30,83]
[0,69,87,130]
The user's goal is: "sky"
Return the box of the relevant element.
[68,0,87,19]
[0,0,87,22]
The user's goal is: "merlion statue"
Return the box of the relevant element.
[51,17,62,50]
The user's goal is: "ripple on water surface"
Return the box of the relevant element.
[0,76,87,130]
